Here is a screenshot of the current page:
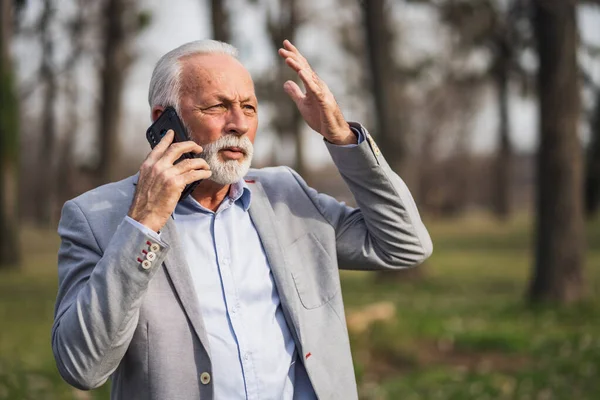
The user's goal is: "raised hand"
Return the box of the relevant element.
[277,40,356,145]
[128,130,212,232]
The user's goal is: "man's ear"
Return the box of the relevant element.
[151,106,165,122]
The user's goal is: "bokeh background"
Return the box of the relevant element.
[1,0,600,399]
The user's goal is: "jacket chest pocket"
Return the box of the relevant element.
[286,233,339,309]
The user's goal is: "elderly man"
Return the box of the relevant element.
[52,39,432,400]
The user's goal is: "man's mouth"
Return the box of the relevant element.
[222,146,244,153]
[220,147,246,160]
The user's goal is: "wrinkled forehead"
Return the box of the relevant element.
[179,53,255,96]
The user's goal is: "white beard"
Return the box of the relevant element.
[199,135,254,185]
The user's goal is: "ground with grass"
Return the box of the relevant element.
[345,215,600,400]
[0,214,598,399]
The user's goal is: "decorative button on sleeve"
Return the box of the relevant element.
[200,372,211,385]
[366,133,381,156]
[137,241,162,270]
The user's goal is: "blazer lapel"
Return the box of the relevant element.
[160,218,212,354]
[246,179,303,347]
[132,177,211,353]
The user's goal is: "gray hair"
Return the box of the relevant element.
[148,40,239,116]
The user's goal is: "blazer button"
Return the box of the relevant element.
[141,260,152,270]
[146,251,156,262]
[200,372,211,385]
[150,243,160,252]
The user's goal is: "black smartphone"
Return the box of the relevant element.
[146,106,202,201]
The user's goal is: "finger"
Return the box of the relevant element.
[285,57,304,73]
[283,80,305,105]
[283,39,300,55]
[298,69,322,97]
[278,48,303,64]
[172,157,211,175]
[179,169,213,185]
[146,129,175,162]
[278,48,293,59]
[161,141,204,165]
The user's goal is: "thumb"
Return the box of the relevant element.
[283,80,305,105]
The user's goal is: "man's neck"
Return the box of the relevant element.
[191,180,231,212]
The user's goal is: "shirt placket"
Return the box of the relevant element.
[213,208,259,400]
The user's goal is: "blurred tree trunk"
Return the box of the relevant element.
[0,0,20,268]
[361,0,403,173]
[56,0,86,219]
[492,50,512,220]
[528,0,585,304]
[585,88,600,216]
[210,0,230,43]
[264,0,304,176]
[56,78,77,216]
[96,0,134,185]
[363,0,422,280]
[34,0,57,226]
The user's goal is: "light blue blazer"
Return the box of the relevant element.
[52,129,432,399]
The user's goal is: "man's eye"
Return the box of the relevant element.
[243,105,256,112]
[203,104,225,111]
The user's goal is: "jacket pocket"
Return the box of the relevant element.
[287,233,339,309]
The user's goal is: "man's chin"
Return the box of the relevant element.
[206,159,251,185]
[207,173,245,186]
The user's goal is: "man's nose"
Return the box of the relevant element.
[225,106,249,136]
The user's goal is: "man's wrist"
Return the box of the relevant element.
[127,211,162,234]
[325,126,357,145]
[125,216,162,241]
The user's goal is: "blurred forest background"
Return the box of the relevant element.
[1,0,600,399]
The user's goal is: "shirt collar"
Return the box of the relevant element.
[174,179,252,217]
[229,179,252,211]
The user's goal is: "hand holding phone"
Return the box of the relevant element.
[146,107,203,201]
[127,109,211,233]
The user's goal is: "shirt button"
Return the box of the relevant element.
[244,353,250,361]
[200,372,211,385]
[146,251,156,262]
[141,260,152,270]
[150,243,160,252]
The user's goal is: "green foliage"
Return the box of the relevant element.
[0,215,598,398]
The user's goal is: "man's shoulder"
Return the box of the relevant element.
[67,174,138,212]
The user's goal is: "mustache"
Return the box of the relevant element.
[200,135,254,158]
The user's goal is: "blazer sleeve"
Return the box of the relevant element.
[52,200,169,390]
[288,124,433,270]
